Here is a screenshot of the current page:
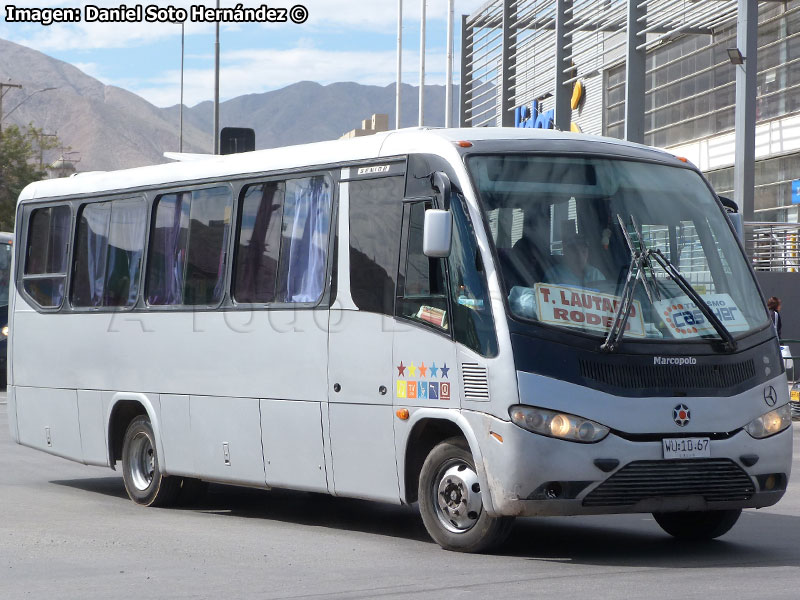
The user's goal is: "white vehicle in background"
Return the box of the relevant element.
[7,128,792,552]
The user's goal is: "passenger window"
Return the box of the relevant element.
[276,175,332,303]
[146,186,232,306]
[397,202,449,331]
[233,181,284,303]
[72,198,146,308]
[24,205,71,307]
[349,176,403,315]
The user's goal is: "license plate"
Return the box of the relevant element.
[791,390,799,402]
[662,437,710,459]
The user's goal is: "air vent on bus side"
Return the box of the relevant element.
[579,359,756,390]
[461,363,490,400]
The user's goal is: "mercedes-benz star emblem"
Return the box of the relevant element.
[673,404,691,427]
[764,385,778,407]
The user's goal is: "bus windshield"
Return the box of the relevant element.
[468,154,769,342]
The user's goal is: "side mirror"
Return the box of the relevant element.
[718,196,743,241]
[423,209,453,258]
[431,171,451,210]
[718,196,738,213]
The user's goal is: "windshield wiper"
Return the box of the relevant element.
[601,216,737,353]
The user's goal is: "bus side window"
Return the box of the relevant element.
[447,194,498,357]
[348,176,404,315]
[396,201,449,331]
[146,186,233,306]
[23,204,71,308]
[233,181,285,304]
[276,175,332,304]
[71,198,146,309]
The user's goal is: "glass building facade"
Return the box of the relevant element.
[462,1,800,222]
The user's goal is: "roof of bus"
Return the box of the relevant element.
[18,127,679,203]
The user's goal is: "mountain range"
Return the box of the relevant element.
[0,38,459,172]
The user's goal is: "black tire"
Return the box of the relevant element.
[418,437,514,553]
[121,415,180,507]
[653,509,742,540]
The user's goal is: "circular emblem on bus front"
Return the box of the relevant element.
[764,385,778,407]
[673,404,691,427]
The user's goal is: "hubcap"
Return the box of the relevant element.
[129,431,155,491]
[433,461,483,533]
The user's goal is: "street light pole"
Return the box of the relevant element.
[419,0,426,126]
[180,21,185,152]
[396,0,403,130]
[213,0,220,154]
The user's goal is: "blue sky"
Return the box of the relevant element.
[1,0,484,107]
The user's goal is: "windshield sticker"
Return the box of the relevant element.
[654,294,749,338]
[534,283,645,337]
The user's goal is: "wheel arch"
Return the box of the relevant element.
[398,409,495,514]
[106,393,163,472]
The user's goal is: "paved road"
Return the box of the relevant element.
[1,393,799,599]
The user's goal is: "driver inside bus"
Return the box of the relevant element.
[544,232,604,288]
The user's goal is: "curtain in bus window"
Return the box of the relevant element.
[147,187,232,306]
[105,199,146,306]
[235,182,284,303]
[74,202,111,307]
[147,193,189,305]
[184,186,232,305]
[72,199,146,308]
[281,176,331,303]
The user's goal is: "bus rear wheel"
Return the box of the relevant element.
[121,415,180,507]
[653,509,741,540]
[418,437,514,553]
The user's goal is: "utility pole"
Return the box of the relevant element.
[0,83,23,137]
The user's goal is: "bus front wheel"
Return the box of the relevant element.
[418,437,514,552]
[653,509,741,540]
[121,415,180,507]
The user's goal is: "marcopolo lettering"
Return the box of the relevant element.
[653,357,698,366]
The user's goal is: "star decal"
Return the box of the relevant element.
[429,362,439,378]
[408,362,417,377]
[440,363,450,378]
[397,361,406,377]
[418,362,428,377]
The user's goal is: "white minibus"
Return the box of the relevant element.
[7,128,792,552]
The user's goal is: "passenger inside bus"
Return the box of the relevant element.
[543,231,605,288]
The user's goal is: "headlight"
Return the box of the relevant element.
[745,404,792,439]
[509,405,609,443]
[1,326,7,337]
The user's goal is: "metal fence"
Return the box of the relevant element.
[745,222,800,272]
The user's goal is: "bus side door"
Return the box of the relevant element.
[327,170,405,502]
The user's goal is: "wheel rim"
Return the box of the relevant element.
[432,459,483,533]
[129,431,156,491]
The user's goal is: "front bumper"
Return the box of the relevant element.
[464,410,793,518]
